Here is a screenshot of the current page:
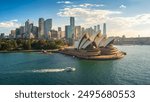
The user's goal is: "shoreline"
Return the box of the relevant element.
[0,49,59,53]
[59,49,126,60]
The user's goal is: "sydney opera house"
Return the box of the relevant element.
[61,32,126,60]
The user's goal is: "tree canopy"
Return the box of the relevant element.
[0,39,65,51]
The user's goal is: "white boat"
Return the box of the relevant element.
[65,67,76,72]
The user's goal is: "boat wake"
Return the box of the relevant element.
[0,67,76,74]
[32,68,65,73]
[32,67,76,73]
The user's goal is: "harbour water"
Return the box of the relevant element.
[0,45,150,85]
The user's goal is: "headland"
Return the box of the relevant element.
[60,32,126,60]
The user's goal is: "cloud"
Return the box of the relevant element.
[57,7,121,27]
[11,19,18,22]
[57,1,72,4]
[104,14,150,37]
[0,20,20,28]
[57,3,150,37]
[109,14,150,27]
[58,7,121,17]
[64,3,104,8]
[79,3,104,8]
[119,5,126,9]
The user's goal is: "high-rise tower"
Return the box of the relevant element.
[94,26,97,33]
[97,25,101,32]
[70,17,75,27]
[65,17,75,46]
[38,18,45,39]
[103,23,106,36]
[25,19,30,38]
[44,19,52,39]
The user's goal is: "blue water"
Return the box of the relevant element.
[0,45,150,85]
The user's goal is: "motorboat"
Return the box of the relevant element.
[42,50,47,53]
[41,50,52,54]
[65,67,76,72]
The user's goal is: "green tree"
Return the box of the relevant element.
[0,42,12,50]
[22,40,31,50]
[0,40,1,50]
[27,40,31,50]
[0,39,66,51]
[13,40,18,49]
[55,40,64,46]
[0,44,1,50]
[49,41,58,49]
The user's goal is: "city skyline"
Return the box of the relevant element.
[0,0,150,37]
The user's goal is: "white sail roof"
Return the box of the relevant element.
[77,32,114,50]
[103,38,114,47]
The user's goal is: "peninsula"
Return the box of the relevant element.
[60,32,126,60]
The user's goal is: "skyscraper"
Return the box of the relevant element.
[94,26,97,33]
[15,28,20,39]
[65,17,75,46]
[97,25,101,32]
[38,18,45,39]
[70,17,75,45]
[25,19,30,38]
[32,26,38,39]
[29,23,33,33]
[10,30,16,38]
[44,19,52,39]
[70,17,75,27]
[103,23,106,36]
[58,27,61,32]
[75,26,81,40]
[65,25,73,45]
[50,30,58,39]
[65,25,71,39]
[58,27,62,39]
[24,19,35,38]
[20,26,25,38]
[0,33,5,39]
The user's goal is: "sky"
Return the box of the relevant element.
[0,0,150,37]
